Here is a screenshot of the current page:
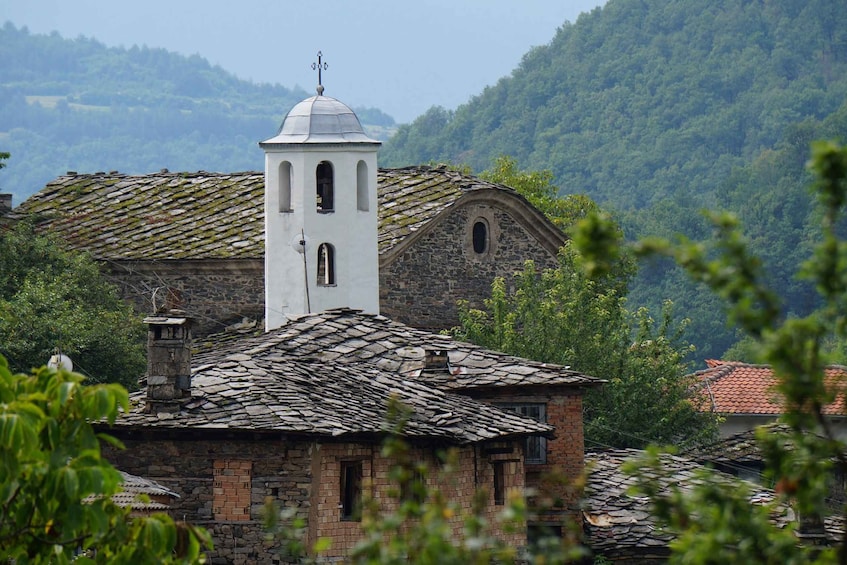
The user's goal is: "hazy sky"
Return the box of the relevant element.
[1,0,606,123]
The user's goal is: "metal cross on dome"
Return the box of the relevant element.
[312,51,328,95]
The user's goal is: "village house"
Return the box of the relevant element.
[33,82,604,563]
[692,359,847,438]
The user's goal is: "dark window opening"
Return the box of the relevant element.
[341,461,363,521]
[493,461,505,505]
[316,161,334,212]
[356,160,369,211]
[317,243,336,286]
[472,220,488,254]
[499,403,547,464]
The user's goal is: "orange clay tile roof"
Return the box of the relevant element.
[693,360,847,416]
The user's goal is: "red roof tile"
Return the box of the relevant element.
[694,360,847,416]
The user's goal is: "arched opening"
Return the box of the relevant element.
[356,160,369,211]
[317,243,336,286]
[278,161,292,212]
[316,161,334,212]
[472,220,489,254]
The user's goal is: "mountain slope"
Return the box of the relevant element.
[381,0,847,210]
[0,22,395,203]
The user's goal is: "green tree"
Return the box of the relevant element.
[454,247,718,449]
[574,141,847,562]
[480,155,604,232]
[0,221,145,389]
[0,354,210,562]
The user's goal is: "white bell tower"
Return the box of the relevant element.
[260,53,381,331]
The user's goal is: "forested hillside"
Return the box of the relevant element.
[0,23,395,204]
[382,0,847,360]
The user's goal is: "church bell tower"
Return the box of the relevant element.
[259,53,381,331]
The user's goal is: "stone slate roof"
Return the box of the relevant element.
[194,308,601,392]
[583,449,792,558]
[684,423,795,467]
[14,166,563,261]
[118,325,554,444]
[86,471,178,512]
[113,471,180,511]
[693,360,847,416]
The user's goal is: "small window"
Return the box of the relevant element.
[493,461,505,505]
[316,161,334,212]
[317,243,336,286]
[278,161,292,212]
[499,403,547,464]
[341,461,363,521]
[472,220,488,254]
[356,160,369,211]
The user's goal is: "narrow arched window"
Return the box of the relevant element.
[278,161,292,212]
[356,160,369,211]
[316,161,334,212]
[317,243,336,286]
[472,220,489,254]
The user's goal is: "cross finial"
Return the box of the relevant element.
[312,51,328,96]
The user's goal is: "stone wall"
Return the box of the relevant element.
[379,201,560,330]
[104,435,313,564]
[106,259,264,337]
[105,434,527,563]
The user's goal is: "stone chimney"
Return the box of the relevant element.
[143,310,192,413]
[0,194,11,214]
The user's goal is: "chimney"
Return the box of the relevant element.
[143,310,192,413]
[0,194,11,213]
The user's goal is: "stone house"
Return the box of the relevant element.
[63,85,601,563]
[101,308,594,562]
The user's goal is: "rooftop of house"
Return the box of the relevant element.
[13,166,564,262]
[195,308,601,392]
[583,449,825,556]
[684,423,798,467]
[86,471,179,513]
[692,360,847,416]
[119,317,555,444]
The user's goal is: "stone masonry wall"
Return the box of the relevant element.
[106,259,264,337]
[106,435,527,563]
[379,202,560,330]
[104,436,313,564]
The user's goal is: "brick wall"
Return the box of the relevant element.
[310,442,527,559]
[105,434,527,563]
[379,202,560,330]
[463,387,586,524]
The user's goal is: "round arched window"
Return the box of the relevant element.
[472,220,488,254]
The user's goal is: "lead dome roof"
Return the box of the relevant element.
[260,95,379,145]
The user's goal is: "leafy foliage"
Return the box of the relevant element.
[575,142,847,562]
[0,221,145,389]
[454,248,718,449]
[480,155,604,232]
[0,354,210,563]
[381,0,847,363]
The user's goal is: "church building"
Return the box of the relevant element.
[26,77,602,562]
